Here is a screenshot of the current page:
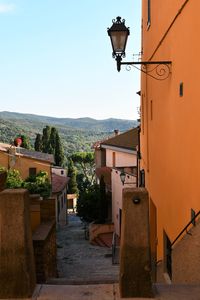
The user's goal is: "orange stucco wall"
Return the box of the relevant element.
[141,0,200,260]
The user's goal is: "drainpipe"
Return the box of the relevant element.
[136,126,141,187]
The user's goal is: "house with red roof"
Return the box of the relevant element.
[94,127,139,239]
[51,168,69,226]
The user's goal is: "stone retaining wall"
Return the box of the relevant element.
[33,220,57,283]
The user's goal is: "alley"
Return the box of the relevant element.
[54,213,119,284]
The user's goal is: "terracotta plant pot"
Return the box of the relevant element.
[0,171,7,192]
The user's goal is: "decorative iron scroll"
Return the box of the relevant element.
[122,61,172,81]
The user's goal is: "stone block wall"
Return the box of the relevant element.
[119,188,153,298]
[33,220,57,283]
[172,219,200,283]
[0,189,36,298]
[40,198,56,222]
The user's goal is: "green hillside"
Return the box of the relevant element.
[0,111,138,156]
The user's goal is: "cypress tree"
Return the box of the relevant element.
[20,135,32,149]
[34,133,43,152]
[68,159,78,195]
[42,125,51,153]
[54,131,64,166]
[48,127,57,155]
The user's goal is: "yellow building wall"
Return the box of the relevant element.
[0,151,9,169]
[0,151,51,181]
[13,156,51,181]
[141,0,200,260]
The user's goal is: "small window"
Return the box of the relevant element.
[179,82,184,97]
[164,231,172,279]
[29,168,36,177]
[112,152,116,167]
[139,169,145,187]
[61,170,64,175]
[147,0,151,28]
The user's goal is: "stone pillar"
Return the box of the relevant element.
[119,188,154,298]
[0,189,36,298]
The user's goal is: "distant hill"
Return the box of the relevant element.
[0,111,138,156]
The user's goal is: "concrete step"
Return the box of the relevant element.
[46,277,119,285]
[34,283,200,300]
[91,236,107,247]
[91,233,113,248]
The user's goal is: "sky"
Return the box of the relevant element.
[0,0,141,120]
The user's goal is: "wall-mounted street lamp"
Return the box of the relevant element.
[107,16,172,80]
[120,171,135,186]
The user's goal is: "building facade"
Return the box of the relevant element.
[95,128,138,234]
[140,0,200,281]
[0,142,54,181]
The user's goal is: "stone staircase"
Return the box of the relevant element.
[89,223,114,248]
[33,282,200,300]
[172,216,200,283]
[91,232,113,247]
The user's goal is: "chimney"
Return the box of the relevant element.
[114,129,119,136]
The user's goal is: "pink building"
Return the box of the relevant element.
[94,128,139,236]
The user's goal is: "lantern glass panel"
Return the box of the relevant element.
[111,31,128,54]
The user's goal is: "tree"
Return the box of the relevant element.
[70,152,95,186]
[54,131,65,166]
[76,184,100,222]
[6,169,23,188]
[35,126,65,167]
[20,135,32,149]
[67,159,78,195]
[76,177,108,223]
[42,125,51,153]
[34,133,43,151]
[23,171,51,199]
[48,127,57,154]
[14,135,32,149]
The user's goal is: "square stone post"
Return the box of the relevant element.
[0,189,36,298]
[119,188,154,298]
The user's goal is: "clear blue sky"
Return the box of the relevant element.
[0,0,141,120]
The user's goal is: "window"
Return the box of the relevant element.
[164,231,172,279]
[112,152,116,167]
[179,82,184,97]
[147,0,151,28]
[29,168,36,177]
[139,169,145,187]
[61,170,64,175]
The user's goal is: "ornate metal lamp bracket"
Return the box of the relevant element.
[117,57,172,81]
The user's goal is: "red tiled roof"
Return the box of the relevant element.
[0,142,54,163]
[101,128,138,151]
[52,173,69,194]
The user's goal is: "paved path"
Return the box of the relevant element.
[38,214,200,299]
[29,283,200,300]
[53,214,119,284]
